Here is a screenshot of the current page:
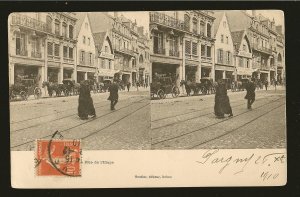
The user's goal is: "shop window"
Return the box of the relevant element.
[54,44,60,56]
[47,42,53,56]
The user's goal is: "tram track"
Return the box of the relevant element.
[11,98,148,149]
[188,103,285,149]
[151,95,279,130]
[151,97,284,148]
[11,96,145,133]
[10,98,109,124]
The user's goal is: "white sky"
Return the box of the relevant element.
[108,10,285,35]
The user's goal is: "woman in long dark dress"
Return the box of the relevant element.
[78,80,96,120]
[214,79,233,118]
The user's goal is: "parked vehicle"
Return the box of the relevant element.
[10,79,42,101]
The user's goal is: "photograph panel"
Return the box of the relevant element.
[9,12,151,151]
[150,10,286,150]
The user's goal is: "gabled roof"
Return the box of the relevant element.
[231,30,251,53]
[88,12,114,34]
[74,12,87,38]
[224,10,252,32]
[213,11,224,37]
[93,31,113,54]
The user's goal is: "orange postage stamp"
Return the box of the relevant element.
[35,138,81,176]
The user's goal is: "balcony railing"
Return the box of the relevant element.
[16,49,28,56]
[11,14,50,33]
[31,51,42,58]
[150,11,186,32]
[153,47,166,55]
[201,56,212,62]
[169,49,180,57]
[252,43,272,54]
[252,62,269,70]
[115,47,134,56]
[63,58,75,64]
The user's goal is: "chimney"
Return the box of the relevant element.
[252,10,256,17]
[114,12,119,18]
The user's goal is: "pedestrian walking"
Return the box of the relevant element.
[108,73,119,110]
[136,81,139,91]
[214,79,233,119]
[126,82,131,92]
[245,78,256,109]
[78,80,96,120]
[264,80,268,90]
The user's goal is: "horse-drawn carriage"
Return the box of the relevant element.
[200,77,216,95]
[42,79,80,97]
[10,79,42,101]
[151,76,180,99]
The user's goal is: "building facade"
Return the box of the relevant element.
[74,12,96,83]
[88,12,150,85]
[149,10,215,86]
[276,25,285,84]
[94,31,115,82]
[231,30,253,80]
[225,10,285,84]
[213,12,235,81]
[9,12,77,91]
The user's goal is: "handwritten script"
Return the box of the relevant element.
[196,149,286,181]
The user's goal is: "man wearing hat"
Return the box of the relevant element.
[245,78,256,109]
[108,73,120,110]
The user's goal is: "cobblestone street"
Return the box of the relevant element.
[10,89,150,151]
[151,86,286,149]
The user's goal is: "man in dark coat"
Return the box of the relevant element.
[126,82,131,92]
[214,79,233,118]
[245,78,256,109]
[264,80,268,90]
[78,80,96,120]
[108,74,119,110]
